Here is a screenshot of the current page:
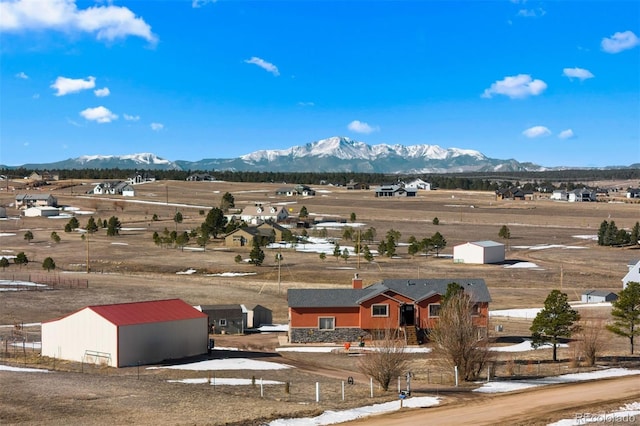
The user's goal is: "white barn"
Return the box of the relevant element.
[23,206,60,217]
[453,240,505,264]
[41,299,208,367]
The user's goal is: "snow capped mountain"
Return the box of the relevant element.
[13,137,543,173]
[240,137,488,164]
[77,153,172,165]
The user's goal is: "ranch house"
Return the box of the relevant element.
[287,275,491,344]
[373,184,417,197]
[15,193,58,209]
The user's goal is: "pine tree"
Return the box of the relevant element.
[530,290,580,361]
[42,257,56,271]
[249,239,265,266]
[606,282,640,354]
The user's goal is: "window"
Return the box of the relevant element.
[219,319,227,326]
[372,304,389,317]
[428,304,440,318]
[471,304,480,316]
[318,317,335,330]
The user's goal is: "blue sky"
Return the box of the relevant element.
[1,0,639,168]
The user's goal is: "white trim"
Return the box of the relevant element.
[372,304,389,317]
[318,316,335,330]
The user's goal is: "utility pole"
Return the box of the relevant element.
[277,249,282,295]
[86,231,90,274]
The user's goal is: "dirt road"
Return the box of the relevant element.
[345,376,640,425]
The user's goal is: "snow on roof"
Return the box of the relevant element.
[88,299,207,326]
[470,240,504,247]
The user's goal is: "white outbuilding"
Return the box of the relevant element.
[453,240,505,264]
[41,299,208,367]
[23,206,60,217]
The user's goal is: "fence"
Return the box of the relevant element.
[0,272,88,290]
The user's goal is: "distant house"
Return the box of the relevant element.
[41,299,208,367]
[15,194,57,209]
[186,173,214,181]
[568,188,597,202]
[550,190,568,201]
[288,275,491,344]
[453,241,505,264]
[405,178,431,191]
[581,290,618,303]
[622,259,640,289]
[346,180,370,190]
[127,172,155,185]
[199,305,245,334]
[257,221,290,242]
[240,203,289,224]
[373,184,417,197]
[626,188,640,199]
[89,181,135,197]
[275,184,316,197]
[495,187,533,201]
[24,206,60,217]
[27,171,59,182]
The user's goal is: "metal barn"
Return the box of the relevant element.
[41,299,208,367]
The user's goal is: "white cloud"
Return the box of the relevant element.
[297,101,315,107]
[150,122,164,131]
[244,57,280,76]
[522,126,551,138]
[124,114,140,121]
[0,0,157,43]
[94,87,110,97]
[15,71,28,79]
[51,76,95,96]
[482,74,547,99]
[517,8,545,18]
[562,67,594,81]
[558,129,575,139]
[347,120,379,134]
[601,30,639,54]
[80,106,117,123]
[192,0,217,8]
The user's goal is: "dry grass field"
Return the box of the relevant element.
[1,179,639,425]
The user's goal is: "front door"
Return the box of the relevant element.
[400,304,415,326]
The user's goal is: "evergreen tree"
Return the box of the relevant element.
[15,252,28,267]
[86,217,99,234]
[42,257,56,271]
[350,212,356,222]
[606,282,640,354]
[630,222,640,245]
[498,225,511,240]
[221,192,235,211]
[249,239,265,266]
[333,243,341,261]
[530,290,580,361]
[430,232,447,256]
[432,217,439,225]
[341,248,350,263]
[24,230,34,243]
[106,216,121,236]
[319,252,326,261]
[363,245,374,263]
[202,207,227,239]
[0,257,8,270]
[597,220,608,245]
[299,206,309,218]
[50,231,61,243]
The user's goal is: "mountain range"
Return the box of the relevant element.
[5,137,551,174]
[6,136,633,173]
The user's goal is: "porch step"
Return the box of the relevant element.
[404,326,419,345]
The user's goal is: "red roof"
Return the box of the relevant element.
[87,299,207,326]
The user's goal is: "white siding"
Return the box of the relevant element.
[453,242,505,264]
[41,308,118,366]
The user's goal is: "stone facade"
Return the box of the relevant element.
[290,328,368,344]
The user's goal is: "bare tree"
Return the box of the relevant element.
[430,286,492,381]
[358,327,408,391]
[575,318,606,367]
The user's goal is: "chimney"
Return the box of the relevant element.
[352,273,363,289]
